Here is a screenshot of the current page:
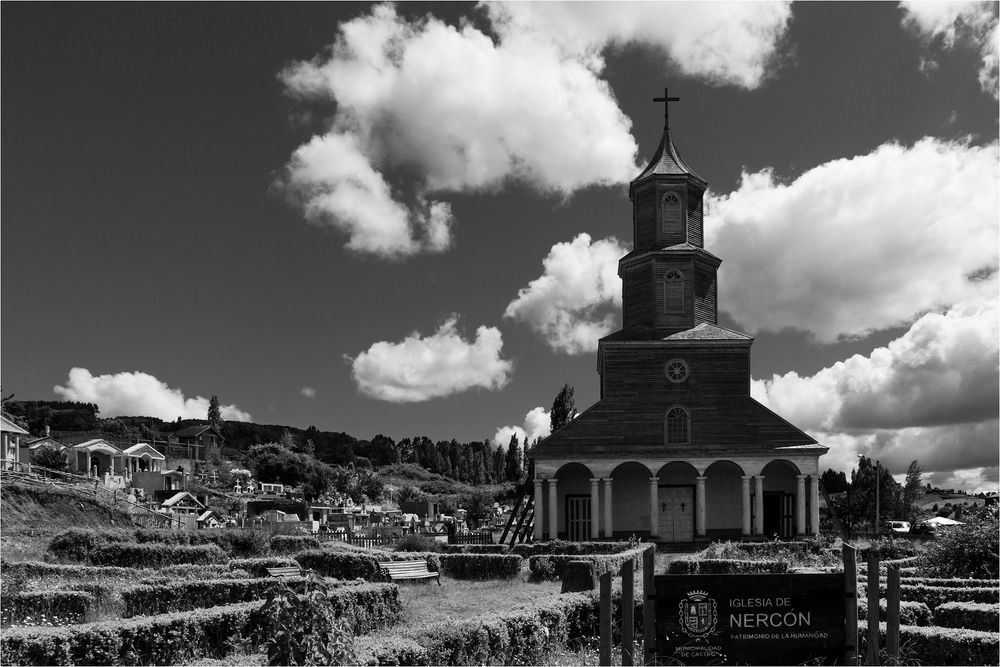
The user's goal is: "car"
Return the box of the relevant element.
[910,521,935,536]
[886,520,911,534]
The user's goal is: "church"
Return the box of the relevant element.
[528,90,827,544]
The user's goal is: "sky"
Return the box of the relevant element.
[3,2,998,492]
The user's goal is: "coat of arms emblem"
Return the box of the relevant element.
[678,590,717,637]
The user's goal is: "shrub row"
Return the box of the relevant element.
[856,599,932,626]
[47,528,273,561]
[733,540,817,555]
[666,559,789,575]
[858,622,1000,666]
[88,543,227,568]
[121,578,277,618]
[860,574,1000,589]
[933,601,1000,633]
[1,591,95,628]
[46,528,132,562]
[269,535,320,555]
[0,601,266,665]
[2,560,245,584]
[859,539,921,560]
[440,545,510,554]
[327,583,401,635]
[437,554,523,580]
[860,582,1000,608]
[228,557,298,579]
[529,545,649,581]
[293,550,441,581]
[511,540,631,558]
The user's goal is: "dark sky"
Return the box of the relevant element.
[4,2,997,490]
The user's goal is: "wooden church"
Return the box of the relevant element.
[528,90,827,544]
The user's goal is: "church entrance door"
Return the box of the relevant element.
[565,495,591,542]
[763,492,795,538]
[658,486,694,542]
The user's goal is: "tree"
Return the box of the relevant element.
[208,395,223,431]
[504,435,522,482]
[820,469,849,493]
[550,384,576,433]
[852,456,902,528]
[900,460,924,522]
[31,445,68,471]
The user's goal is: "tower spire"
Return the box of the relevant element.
[653,87,680,129]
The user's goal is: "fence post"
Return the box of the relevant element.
[843,544,858,665]
[886,565,900,662]
[866,552,880,666]
[599,570,612,666]
[643,545,656,665]
[622,559,635,666]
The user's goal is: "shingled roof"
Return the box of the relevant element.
[631,127,706,185]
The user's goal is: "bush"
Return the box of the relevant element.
[393,534,443,553]
[856,599,932,626]
[512,541,629,558]
[45,528,131,562]
[859,623,1000,667]
[295,550,381,580]
[438,554,522,580]
[2,561,140,581]
[210,530,271,558]
[1,591,95,627]
[861,581,1000,609]
[87,543,227,568]
[933,601,1000,632]
[528,545,648,581]
[121,578,277,618]
[859,537,920,561]
[230,557,299,579]
[918,505,1000,579]
[666,559,789,574]
[0,601,266,666]
[440,545,509,554]
[270,535,321,555]
[259,575,357,666]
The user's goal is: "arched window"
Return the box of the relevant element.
[664,270,684,314]
[665,406,690,445]
[661,193,682,235]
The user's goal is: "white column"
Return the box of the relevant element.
[741,476,751,536]
[602,478,613,538]
[753,475,764,536]
[810,475,820,536]
[548,478,558,540]
[649,477,659,538]
[695,475,707,537]
[796,475,807,536]
[534,478,545,541]
[590,478,601,540]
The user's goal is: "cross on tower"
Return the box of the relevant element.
[653,87,680,128]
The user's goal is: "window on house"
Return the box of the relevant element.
[665,406,690,445]
[665,270,684,313]
[662,193,682,236]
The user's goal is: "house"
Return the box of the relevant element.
[528,93,826,544]
[160,491,206,515]
[18,427,68,466]
[170,424,224,462]
[1,413,29,467]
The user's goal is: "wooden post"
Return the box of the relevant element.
[622,559,635,666]
[643,546,656,665]
[843,544,858,665]
[599,570,612,667]
[886,565,900,662]
[866,552,880,666]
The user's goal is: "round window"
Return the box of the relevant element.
[664,359,689,383]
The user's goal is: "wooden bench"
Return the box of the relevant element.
[267,565,308,579]
[378,559,440,585]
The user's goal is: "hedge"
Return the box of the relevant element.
[858,623,1000,667]
[0,601,266,665]
[437,554,522,580]
[269,535,320,555]
[327,583,401,635]
[1,591,95,628]
[294,550,381,580]
[440,545,510,554]
[861,582,1000,609]
[45,528,132,562]
[87,543,227,568]
[856,599,932,626]
[1,560,242,583]
[666,559,789,575]
[512,541,631,558]
[228,557,298,579]
[121,578,277,617]
[933,601,1000,632]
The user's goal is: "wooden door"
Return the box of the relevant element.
[658,486,694,542]
[763,492,796,538]
[565,495,591,542]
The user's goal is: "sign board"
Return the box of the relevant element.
[655,573,846,665]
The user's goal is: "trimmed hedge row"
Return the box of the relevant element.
[46,528,273,561]
[294,549,441,581]
[666,559,789,575]
[88,543,227,568]
[1,591,95,628]
[856,599,932,626]
[528,545,649,581]
[328,583,401,635]
[860,581,1000,608]
[269,535,320,554]
[859,623,1000,666]
[1,560,244,583]
[0,601,265,665]
[228,557,298,579]
[437,554,522,580]
[440,545,510,554]
[121,578,277,618]
[933,601,1000,632]
[511,541,631,558]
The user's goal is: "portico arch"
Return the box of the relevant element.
[611,461,653,538]
[704,460,745,538]
[554,463,593,541]
[761,459,799,538]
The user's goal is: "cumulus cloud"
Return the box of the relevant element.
[505,233,627,354]
[707,138,999,342]
[301,386,316,398]
[277,2,792,257]
[348,316,513,402]
[900,0,999,97]
[494,406,552,449]
[54,368,252,422]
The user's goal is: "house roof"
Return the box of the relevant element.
[161,492,205,509]
[172,424,224,440]
[0,414,29,435]
[122,443,165,459]
[72,439,124,455]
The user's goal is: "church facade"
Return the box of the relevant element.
[529,94,827,543]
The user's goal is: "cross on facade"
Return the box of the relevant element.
[653,87,680,128]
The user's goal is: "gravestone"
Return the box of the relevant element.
[561,560,597,593]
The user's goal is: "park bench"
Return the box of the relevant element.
[267,565,308,579]
[378,559,441,585]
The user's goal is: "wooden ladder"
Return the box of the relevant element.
[499,479,535,546]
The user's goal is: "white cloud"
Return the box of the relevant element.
[278,2,793,257]
[505,233,627,354]
[53,368,252,422]
[494,406,552,448]
[900,0,999,97]
[487,1,793,89]
[707,138,999,342]
[348,316,513,402]
[301,386,316,399]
